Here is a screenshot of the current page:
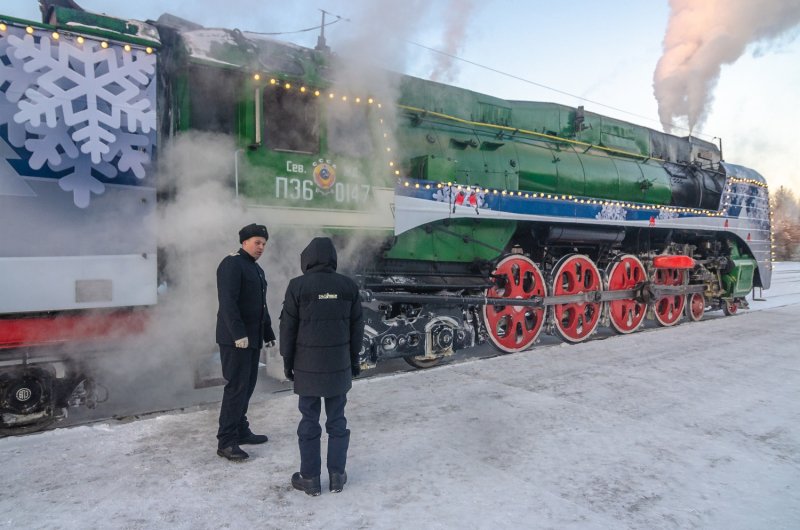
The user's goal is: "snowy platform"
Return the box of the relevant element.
[2,272,800,528]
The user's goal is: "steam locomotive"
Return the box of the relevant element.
[0,4,771,432]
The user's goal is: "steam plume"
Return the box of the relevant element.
[429,0,475,83]
[653,0,800,133]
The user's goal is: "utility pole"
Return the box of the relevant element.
[315,9,330,53]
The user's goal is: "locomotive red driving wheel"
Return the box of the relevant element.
[605,254,647,334]
[688,292,706,322]
[652,267,686,326]
[482,255,546,353]
[550,254,603,342]
[722,299,739,316]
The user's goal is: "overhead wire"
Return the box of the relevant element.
[244,12,347,36]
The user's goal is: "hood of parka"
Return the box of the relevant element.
[300,237,338,274]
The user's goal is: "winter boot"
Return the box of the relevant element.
[238,432,268,445]
[329,471,347,493]
[292,472,321,496]
[217,444,249,461]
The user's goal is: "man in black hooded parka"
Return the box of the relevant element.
[280,237,364,495]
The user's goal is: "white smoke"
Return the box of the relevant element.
[653,0,800,133]
[429,0,475,83]
[55,0,482,410]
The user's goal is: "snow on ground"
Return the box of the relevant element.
[1,264,799,529]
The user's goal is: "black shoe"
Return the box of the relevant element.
[291,472,321,496]
[329,471,347,493]
[238,432,268,445]
[216,445,249,461]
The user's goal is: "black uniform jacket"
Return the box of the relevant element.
[216,248,276,348]
[280,238,364,397]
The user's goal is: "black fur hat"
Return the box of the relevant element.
[239,223,268,243]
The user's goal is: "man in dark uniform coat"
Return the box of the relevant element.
[280,237,364,495]
[215,223,276,461]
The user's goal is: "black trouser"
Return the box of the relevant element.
[297,394,349,477]
[217,345,260,449]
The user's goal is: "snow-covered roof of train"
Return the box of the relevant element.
[156,13,317,73]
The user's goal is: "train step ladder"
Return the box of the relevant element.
[752,286,767,302]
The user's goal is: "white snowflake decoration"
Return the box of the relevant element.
[596,204,627,221]
[0,27,156,208]
[657,208,679,220]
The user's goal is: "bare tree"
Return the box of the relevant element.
[771,186,800,261]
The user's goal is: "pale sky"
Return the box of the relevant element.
[4,0,799,194]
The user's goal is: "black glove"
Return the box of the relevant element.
[351,364,361,378]
[284,367,294,381]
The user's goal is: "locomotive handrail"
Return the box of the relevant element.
[398,104,665,163]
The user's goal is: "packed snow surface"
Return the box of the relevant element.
[1,263,799,529]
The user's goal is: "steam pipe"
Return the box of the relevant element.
[234,148,243,198]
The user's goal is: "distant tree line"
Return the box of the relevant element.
[771,186,800,261]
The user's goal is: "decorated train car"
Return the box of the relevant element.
[0,6,160,432]
[0,3,771,432]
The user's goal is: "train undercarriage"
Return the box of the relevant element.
[1,225,756,434]
[357,223,755,369]
[0,352,100,435]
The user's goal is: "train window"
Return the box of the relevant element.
[263,87,319,153]
[188,65,238,134]
[327,104,374,157]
